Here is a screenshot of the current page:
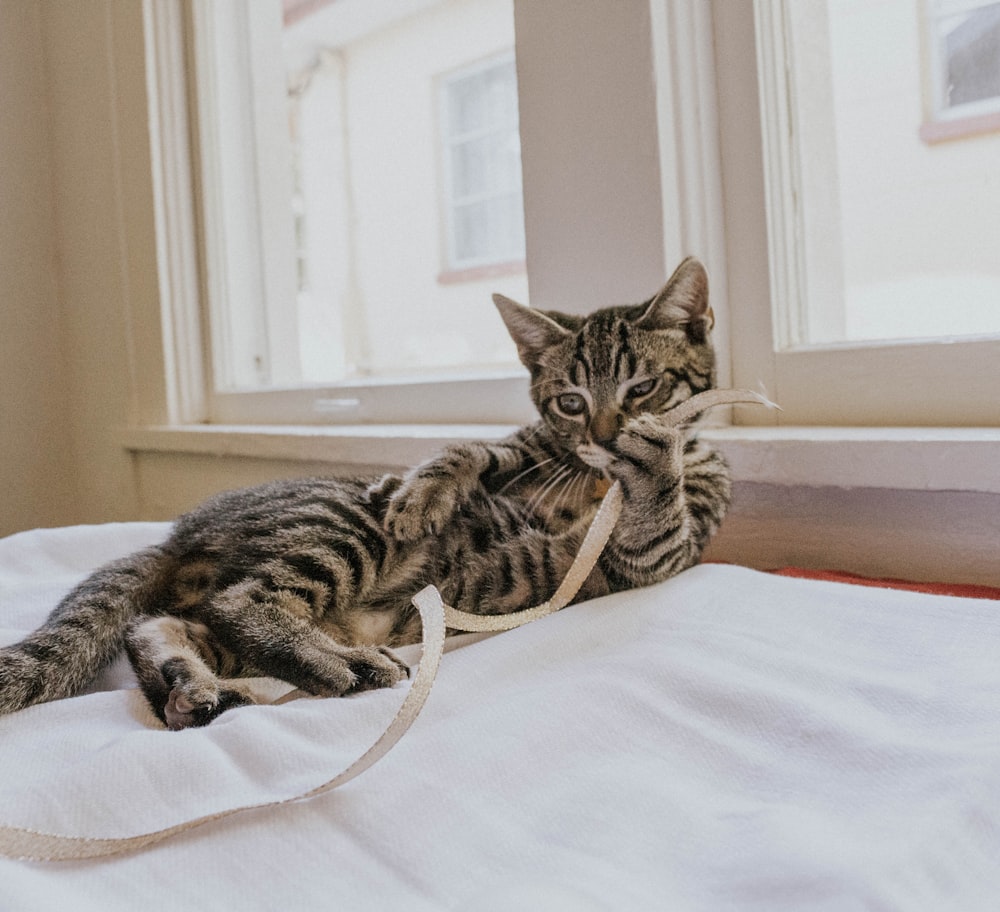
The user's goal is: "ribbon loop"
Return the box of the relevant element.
[0,387,774,861]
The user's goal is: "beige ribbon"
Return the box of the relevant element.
[0,388,773,862]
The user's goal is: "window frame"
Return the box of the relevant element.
[722,0,1000,428]
[142,0,999,451]
[188,0,537,426]
[438,52,525,274]
[921,0,1000,144]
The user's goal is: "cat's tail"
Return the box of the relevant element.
[0,545,169,715]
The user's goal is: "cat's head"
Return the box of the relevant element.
[494,257,716,455]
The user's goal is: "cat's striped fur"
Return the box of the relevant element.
[0,257,731,729]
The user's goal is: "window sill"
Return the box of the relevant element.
[700,426,1000,494]
[436,260,526,286]
[121,424,1000,494]
[919,108,1000,144]
[120,424,520,469]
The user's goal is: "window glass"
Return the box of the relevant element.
[441,57,525,270]
[773,0,1000,346]
[931,0,1000,114]
[207,0,528,392]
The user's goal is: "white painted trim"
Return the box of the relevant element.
[121,424,1000,494]
[651,0,732,388]
[718,0,1000,427]
[188,0,299,391]
[143,0,206,424]
[121,424,518,468]
[702,426,1000,494]
[209,372,535,426]
[752,0,804,350]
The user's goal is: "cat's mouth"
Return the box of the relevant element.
[575,442,612,474]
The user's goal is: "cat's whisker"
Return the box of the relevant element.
[553,469,583,520]
[570,470,590,511]
[497,455,558,494]
[518,423,547,447]
[526,465,570,512]
[526,465,572,516]
[542,465,579,518]
[544,469,576,519]
[547,470,575,520]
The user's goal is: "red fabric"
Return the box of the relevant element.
[768,567,1000,601]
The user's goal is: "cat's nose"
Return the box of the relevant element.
[589,410,623,447]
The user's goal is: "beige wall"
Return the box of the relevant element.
[42,0,146,532]
[1,0,174,536]
[0,1,78,534]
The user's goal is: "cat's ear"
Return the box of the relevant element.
[636,257,714,343]
[493,293,571,366]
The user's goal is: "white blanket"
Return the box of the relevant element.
[0,522,998,911]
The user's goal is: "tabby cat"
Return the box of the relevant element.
[0,257,730,729]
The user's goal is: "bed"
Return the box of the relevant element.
[1,521,998,911]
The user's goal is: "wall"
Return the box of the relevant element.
[288,0,529,381]
[0,0,78,535]
[706,483,1000,588]
[38,0,149,530]
[0,0,166,537]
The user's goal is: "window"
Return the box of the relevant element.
[440,56,525,274]
[190,0,529,424]
[169,0,999,434]
[720,0,1000,426]
[756,0,1000,347]
[923,0,1000,140]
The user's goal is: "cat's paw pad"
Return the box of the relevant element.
[384,482,458,541]
[163,685,252,730]
[164,687,217,730]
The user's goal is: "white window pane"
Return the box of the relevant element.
[452,193,524,264]
[204,0,528,391]
[943,3,1000,108]
[442,56,524,269]
[447,63,517,134]
[450,133,521,200]
[767,0,1000,346]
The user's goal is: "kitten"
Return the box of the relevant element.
[0,257,730,729]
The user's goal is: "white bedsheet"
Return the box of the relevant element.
[0,522,998,911]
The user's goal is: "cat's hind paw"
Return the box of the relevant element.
[163,686,254,730]
[344,646,410,694]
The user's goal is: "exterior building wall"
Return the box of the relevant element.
[287,0,528,383]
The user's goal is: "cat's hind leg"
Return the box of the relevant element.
[205,579,409,700]
[125,616,255,730]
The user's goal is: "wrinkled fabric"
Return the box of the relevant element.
[0,523,997,911]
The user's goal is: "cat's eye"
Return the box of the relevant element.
[555,393,587,417]
[626,378,658,400]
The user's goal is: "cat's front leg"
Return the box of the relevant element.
[385,436,533,541]
[582,414,730,589]
[384,444,483,541]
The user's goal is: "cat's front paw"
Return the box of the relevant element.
[609,414,684,479]
[384,480,460,541]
